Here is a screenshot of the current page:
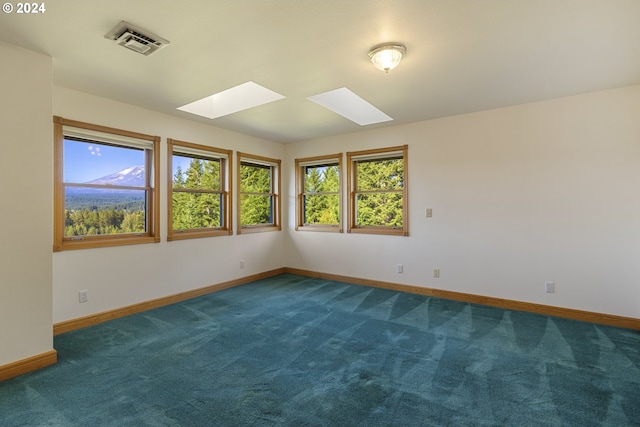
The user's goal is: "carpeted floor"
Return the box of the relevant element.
[1,274,639,426]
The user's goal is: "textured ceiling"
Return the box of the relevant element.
[1,0,639,143]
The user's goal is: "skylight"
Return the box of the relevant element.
[177,81,285,119]
[307,87,393,126]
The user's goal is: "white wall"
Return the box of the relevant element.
[3,42,635,371]
[284,85,640,319]
[0,42,53,365]
[52,87,285,323]
[51,83,640,323]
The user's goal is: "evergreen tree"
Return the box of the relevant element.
[172,158,222,230]
[240,163,272,225]
[355,158,404,227]
[303,165,339,225]
[121,211,145,232]
[319,165,340,224]
[173,165,185,188]
[63,155,406,236]
[303,167,323,224]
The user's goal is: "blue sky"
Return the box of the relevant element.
[64,139,144,183]
[172,154,196,179]
[64,139,195,183]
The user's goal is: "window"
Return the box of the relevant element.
[53,117,160,251]
[347,145,408,236]
[295,154,342,232]
[237,152,281,233]
[168,139,232,240]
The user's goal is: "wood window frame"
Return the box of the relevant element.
[236,152,281,234]
[167,139,233,241]
[53,116,160,251]
[346,145,409,236]
[295,153,343,233]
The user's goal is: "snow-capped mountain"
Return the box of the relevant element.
[65,166,147,211]
[85,165,145,187]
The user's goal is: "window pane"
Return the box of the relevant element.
[172,156,221,191]
[172,193,222,229]
[356,192,403,227]
[240,163,271,193]
[64,187,146,236]
[240,194,272,225]
[55,119,160,250]
[304,164,339,192]
[304,194,340,225]
[356,158,403,191]
[64,139,145,185]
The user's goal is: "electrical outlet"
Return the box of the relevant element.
[78,290,89,303]
[397,264,404,273]
[426,208,433,218]
[545,281,555,293]
[240,260,245,269]
[433,268,440,278]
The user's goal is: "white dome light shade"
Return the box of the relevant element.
[368,43,406,73]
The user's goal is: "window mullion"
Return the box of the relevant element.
[173,188,222,194]
[355,189,403,195]
[65,183,149,191]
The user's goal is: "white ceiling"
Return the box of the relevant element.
[1,0,639,143]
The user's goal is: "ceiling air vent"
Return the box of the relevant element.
[104,21,170,56]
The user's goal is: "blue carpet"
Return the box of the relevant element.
[1,274,639,426]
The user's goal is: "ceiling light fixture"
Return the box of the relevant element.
[368,43,406,73]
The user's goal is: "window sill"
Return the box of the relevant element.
[54,236,160,252]
[238,225,281,234]
[347,227,408,236]
[168,229,232,241]
[296,225,342,233]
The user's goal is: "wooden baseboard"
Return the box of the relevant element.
[0,350,57,382]
[53,268,286,335]
[52,266,638,335]
[284,267,640,330]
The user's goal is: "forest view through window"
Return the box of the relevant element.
[172,156,222,229]
[238,152,281,232]
[302,163,340,225]
[348,145,408,236]
[168,139,231,240]
[354,157,404,227]
[240,162,274,226]
[295,154,342,232]
[54,117,159,251]
[63,139,148,237]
